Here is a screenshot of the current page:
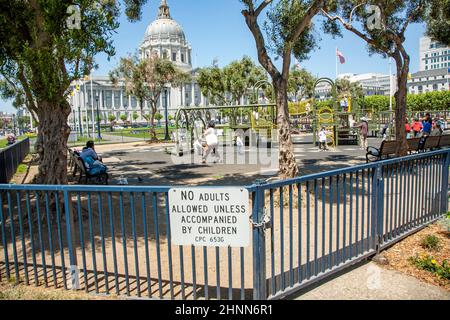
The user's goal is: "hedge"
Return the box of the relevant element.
[308,91,450,112]
[357,91,450,112]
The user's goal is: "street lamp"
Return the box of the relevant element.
[78,104,83,136]
[164,88,170,141]
[95,92,102,140]
[12,113,17,136]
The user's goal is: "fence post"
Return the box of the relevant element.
[441,151,450,214]
[0,151,6,183]
[63,190,79,290]
[372,164,384,253]
[252,179,267,300]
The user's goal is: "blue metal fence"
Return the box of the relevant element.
[0,138,30,184]
[0,149,448,300]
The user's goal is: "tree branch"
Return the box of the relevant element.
[242,6,280,81]
[255,0,274,17]
[321,8,393,56]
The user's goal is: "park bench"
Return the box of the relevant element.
[421,135,440,152]
[407,137,422,154]
[366,140,398,163]
[68,150,108,185]
[437,134,450,148]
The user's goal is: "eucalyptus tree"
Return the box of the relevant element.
[110,53,190,140]
[0,0,151,184]
[321,0,438,156]
[240,0,339,178]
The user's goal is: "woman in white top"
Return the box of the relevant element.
[202,121,219,163]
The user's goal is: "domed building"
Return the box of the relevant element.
[140,0,192,72]
[68,0,206,134]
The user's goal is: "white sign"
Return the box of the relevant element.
[169,188,250,247]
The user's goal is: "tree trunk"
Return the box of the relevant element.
[394,64,409,157]
[275,78,299,179]
[149,103,157,141]
[34,100,71,184]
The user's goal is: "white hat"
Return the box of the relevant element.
[361,117,368,121]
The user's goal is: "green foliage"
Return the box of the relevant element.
[425,0,450,45]
[421,235,441,251]
[155,112,163,121]
[197,56,267,105]
[315,100,334,110]
[263,0,340,61]
[288,67,316,100]
[110,54,190,116]
[359,91,450,112]
[108,114,116,123]
[120,114,128,122]
[409,255,450,280]
[335,78,364,100]
[132,112,139,121]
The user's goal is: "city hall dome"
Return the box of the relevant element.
[140,0,192,71]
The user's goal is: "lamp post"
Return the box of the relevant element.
[164,88,170,141]
[78,104,83,136]
[12,113,17,136]
[95,92,102,140]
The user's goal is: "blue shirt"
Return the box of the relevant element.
[80,148,98,162]
[422,121,432,134]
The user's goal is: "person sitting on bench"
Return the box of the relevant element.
[80,141,107,175]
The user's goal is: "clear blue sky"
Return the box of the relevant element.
[0,0,426,112]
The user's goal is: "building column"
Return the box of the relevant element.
[200,92,205,107]
[181,84,185,106]
[190,83,195,106]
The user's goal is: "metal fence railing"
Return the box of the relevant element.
[0,148,449,300]
[0,138,30,184]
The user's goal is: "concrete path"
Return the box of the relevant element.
[293,261,450,300]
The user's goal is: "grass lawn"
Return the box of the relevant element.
[109,127,175,140]
[0,136,26,149]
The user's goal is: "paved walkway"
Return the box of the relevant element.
[96,134,383,186]
[293,261,450,300]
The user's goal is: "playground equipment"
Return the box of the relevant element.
[289,99,313,132]
[172,104,278,156]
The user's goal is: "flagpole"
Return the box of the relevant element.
[336,47,338,80]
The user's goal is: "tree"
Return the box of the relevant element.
[108,114,117,131]
[322,0,435,156]
[197,56,267,106]
[132,112,139,122]
[335,78,364,100]
[111,53,190,140]
[241,0,338,178]
[288,67,317,101]
[0,1,150,184]
[155,112,164,126]
[120,114,128,123]
[425,0,450,45]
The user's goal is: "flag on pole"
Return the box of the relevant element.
[336,48,346,64]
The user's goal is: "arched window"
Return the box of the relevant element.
[172,52,177,61]
[162,50,168,59]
